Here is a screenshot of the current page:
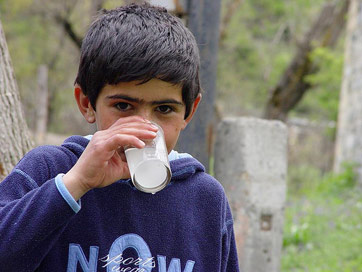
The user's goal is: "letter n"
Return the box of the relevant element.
[67,243,99,272]
[157,256,195,272]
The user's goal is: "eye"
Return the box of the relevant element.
[156,105,173,114]
[115,102,132,111]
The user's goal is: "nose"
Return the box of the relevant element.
[136,108,153,122]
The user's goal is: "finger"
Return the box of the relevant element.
[104,134,146,154]
[91,122,157,142]
[93,128,157,152]
[109,117,159,132]
[112,127,158,140]
[110,116,154,128]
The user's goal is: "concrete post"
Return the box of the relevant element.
[334,0,362,185]
[214,117,288,272]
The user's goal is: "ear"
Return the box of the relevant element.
[74,85,96,123]
[182,93,202,129]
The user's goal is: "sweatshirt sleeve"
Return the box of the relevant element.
[0,146,79,271]
[221,200,240,272]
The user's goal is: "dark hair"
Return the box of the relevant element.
[75,3,200,118]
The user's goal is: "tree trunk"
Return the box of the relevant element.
[334,0,362,185]
[35,65,49,145]
[264,1,349,121]
[0,20,33,181]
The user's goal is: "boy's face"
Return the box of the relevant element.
[75,79,201,153]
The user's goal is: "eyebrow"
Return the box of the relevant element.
[106,94,184,106]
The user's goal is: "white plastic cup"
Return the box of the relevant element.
[124,122,171,194]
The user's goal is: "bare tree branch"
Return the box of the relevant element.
[219,0,243,43]
[92,0,106,14]
[52,0,107,50]
[264,0,350,121]
[54,14,82,49]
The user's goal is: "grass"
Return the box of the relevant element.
[282,163,362,272]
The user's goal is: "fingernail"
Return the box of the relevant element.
[149,122,159,129]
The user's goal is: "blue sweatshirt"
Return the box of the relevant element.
[0,136,239,272]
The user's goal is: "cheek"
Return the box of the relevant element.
[162,126,182,152]
[95,113,117,130]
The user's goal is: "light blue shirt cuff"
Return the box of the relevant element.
[168,150,193,161]
[55,174,81,213]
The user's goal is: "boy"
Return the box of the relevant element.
[0,3,239,272]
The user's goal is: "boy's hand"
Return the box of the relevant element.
[62,116,158,200]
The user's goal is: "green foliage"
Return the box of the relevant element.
[0,0,33,15]
[218,0,303,114]
[0,0,128,134]
[0,3,55,128]
[1,0,346,132]
[283,164,362,271]
[217,0,343,121]
[283,222,311,248]
[293,47,344,121]
[288,162,357,198]
[287,164,323,195]
[316,162,357,194]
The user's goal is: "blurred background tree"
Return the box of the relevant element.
[0,19,33,180]
[218,0,346,122]
[0,0,347,136]
[0,0,349,173]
